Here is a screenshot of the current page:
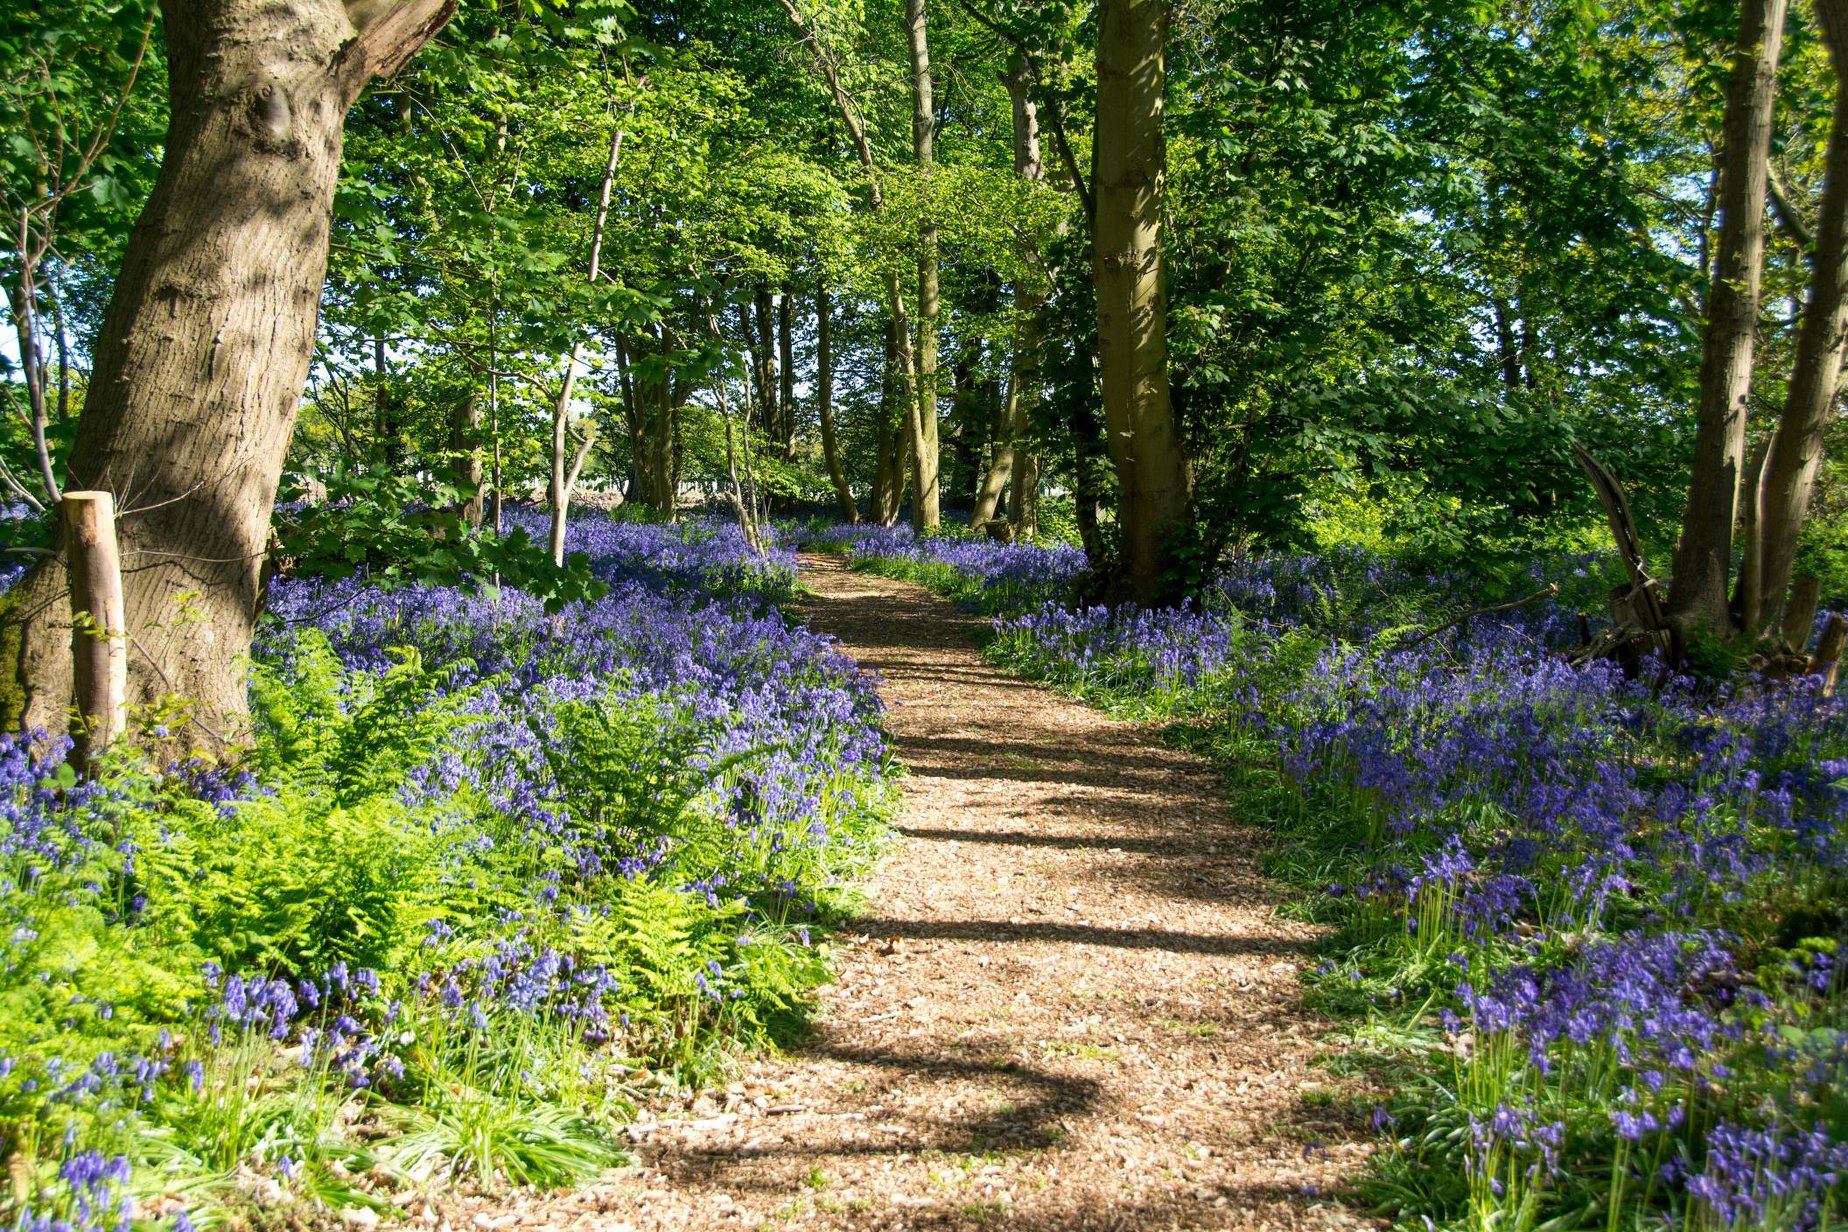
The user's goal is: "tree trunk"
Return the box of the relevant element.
[550,120,622,565]
[373,337,404,470]
[1093,0,1190,604]
[1666,0,1788,638]
[643,328,679,515]
[453,391,484,526]
[2,0,452,742]
[970,426,1013,527]
[1752,0,1848,638]
[777,0,924,523]
[778,283,797,460]
[905,0,943,530]
[872,316,906,525]
[1005,51,1044,540]
[969,326,1011,526]
[615,336,645,501]
[754,285,779,450]
[816,283,857,522]
[1492,292,1522,392]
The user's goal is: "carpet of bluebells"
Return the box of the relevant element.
[830,525,1848,1232]
[0,514,893,1229]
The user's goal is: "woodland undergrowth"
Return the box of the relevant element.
[0,513,894,1231]
[823,521,1848,1232]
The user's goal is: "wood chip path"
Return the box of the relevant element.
[487,554,1375,1231]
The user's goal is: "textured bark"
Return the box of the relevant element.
[1093,0,1190,604]
[3,0,453,742]
[815,283,857,522]
[905,0,943,529]
[1070,394,1109,564]
[1752,0,1848,638]
[1666,0,1787,637]
[1005,52,1044,540]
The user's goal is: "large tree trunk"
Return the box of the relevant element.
[1752,0,1848,639]
[1005,51,1044,540]
[815,283,857,522]
[1666,0,1788,638]
[905,0,943,530]
[2,0,452,742]
[1093,0,1190,604]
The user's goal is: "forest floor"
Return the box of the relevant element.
[462,554,1377,1231]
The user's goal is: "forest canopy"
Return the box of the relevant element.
[8,0,1841,576]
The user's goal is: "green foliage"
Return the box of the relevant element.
[0,607,892,1226]
[274,467,607,612]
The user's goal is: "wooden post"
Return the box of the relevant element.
[63,491,127,761]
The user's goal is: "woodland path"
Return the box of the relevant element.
[489,555,1374,1231]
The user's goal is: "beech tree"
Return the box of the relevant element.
[1748,0,1848,639]
[1093,0,1190,603]
[1666,0,1789,638]
[1,0,453,740]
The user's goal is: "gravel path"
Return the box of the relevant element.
[497,554,1373,1231]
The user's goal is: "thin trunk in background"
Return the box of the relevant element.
[754,285,779,451]
[778,284,797,460]
[1666,0,1788,637]
[1492,292,1523,393]
[614,336,646,502]
[705,309,762,554]
[777,0,925,525]
[969,394,1013,528]
[1005,50,1045,539]
[453,391,484,526]
[1093,0,1191,604]
[905,0,943,529]
[549,120,623,566]
[872,316,906,524]
[816,283,857,521]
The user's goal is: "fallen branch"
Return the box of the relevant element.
[1395,582,1561,650]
